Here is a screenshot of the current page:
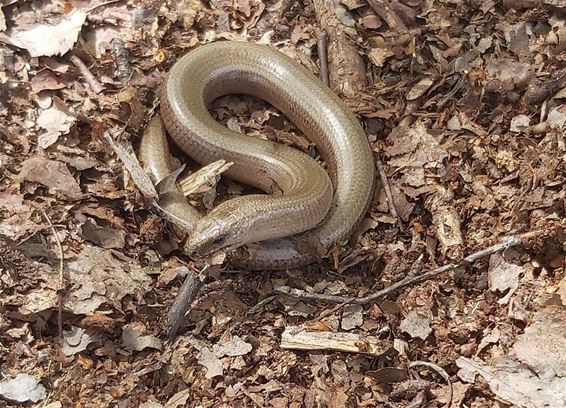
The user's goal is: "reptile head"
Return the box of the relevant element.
[185,206,251,257]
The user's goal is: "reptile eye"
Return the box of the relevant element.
[212,237,224,246]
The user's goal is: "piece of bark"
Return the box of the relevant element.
[178,160,232,197]
[316,28,329,86]
[368,0,415,32]
[313,0,367,99]
[166,272,205,341]
[280,326,391,355]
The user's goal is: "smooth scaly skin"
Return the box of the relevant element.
[145,41,375,270]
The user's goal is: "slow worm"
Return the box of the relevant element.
[140,41,375,270]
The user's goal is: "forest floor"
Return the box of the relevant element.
[0,0,565,407]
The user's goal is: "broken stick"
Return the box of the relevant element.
[275,228,554,306]
[280,326,391,356]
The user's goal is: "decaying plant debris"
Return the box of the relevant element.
[0,0,565,406]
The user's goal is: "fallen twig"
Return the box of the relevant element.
[86,14,118,25]
[313,0,368,98]
[275,286,351,303]
[316,28,329,87]
[275,229,550,305]
[314,298,356,321]
[280,326,391,355]
[101,127,157,199]
[102,126,230,341]
[178,160,233,197]
[376,158,400,223]
[40,209,65,339]
[165,268,206,341]
[70,54,104,94]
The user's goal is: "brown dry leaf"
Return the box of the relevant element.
[485,60,533,93]
[83,25,122,59]
[362,13,381,29]
[546,106,566,129]
[510,114,530,133]
[18,157,82,199]
[212,335,253,357]
[169,0,204,30]
[432,381,471,407]
[7,10,86,57]
[341,0,366,9]
[30,70,68,93]
[0,374,47,404]
[368,47,395,67]
[81,312,119,333]
[65,245,152,314]
[157,264,187,286]
[341,304,363,330]
[0,193,42,240]
[79,204,124,227]
[406,77,435,100]
[559,276,566,306]
[163,388,191,408]
[399,310,433,340]
[80,219,126,249]
[367,367,409,384]
[140,402,163,408]
[389,183,416,221]
[3,260,59,317]
[426,185,464,259]
[477,327,501,355]
[450,112,487,136]
[234,0,265,29]
[457,307,566,407]
[325,280,348,295]
[503,22,531,60]
[61,326,100,356]
[512,306,566,379]
[290,24,310,44]
[488,253,524,305]
[189,339,225,379]
[278,297,312,318]
[36,97,76,148]
[55,152,98,171]
[122,324,163,352]
[385,123,449,186]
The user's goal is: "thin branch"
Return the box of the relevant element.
[316,28,329,87]
[40,209,65,339]
[102,126,207,341]
[275,229,550,306]
[69,54,104,94]
[313,0,368,98]
[102,127,158,199]
[376,158,400,223]
[165,268,206,341]
[274,285,351,303]
[314,298,356,321]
